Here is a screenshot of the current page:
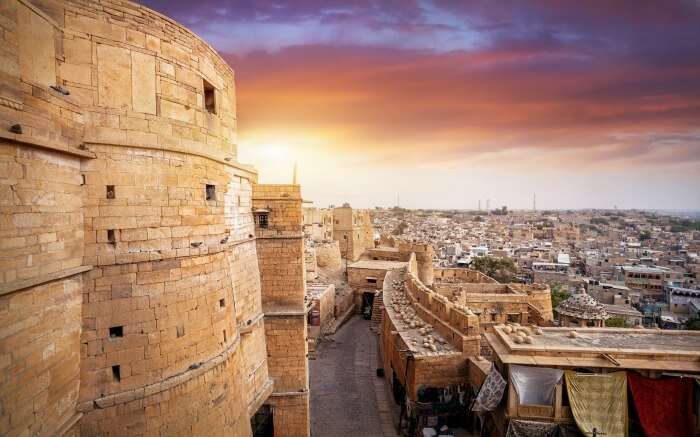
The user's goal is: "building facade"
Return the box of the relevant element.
[332,204,374,262]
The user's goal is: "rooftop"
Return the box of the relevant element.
[556,292,609,320]
[603,304,643,317]
[622,265,669,274]
[486,326,700,372]
[382,271,459,358]
[348,259,408,270]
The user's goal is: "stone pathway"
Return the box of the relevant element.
[310,315,399,437]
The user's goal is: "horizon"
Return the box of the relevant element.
[142,0,700,210]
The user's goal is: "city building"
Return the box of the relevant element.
[332,204,375,262]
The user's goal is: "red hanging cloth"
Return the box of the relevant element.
[627,371,695,437]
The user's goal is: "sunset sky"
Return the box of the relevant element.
[142,0,700,210]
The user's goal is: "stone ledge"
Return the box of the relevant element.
[270,389,309,397]
[84,139,257,176]
[264,308,307,317]
[247,378,274,417]
[239,312,264,334]
[77,332,242,413]
[255,233,305,240]
[0,131,96,159]
[0,265,92,296]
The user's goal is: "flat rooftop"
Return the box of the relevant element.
[622,265,669,274]
[382,271,459,358]
[348,259,408,270]
[486,326,700,372]
[370,246,400,252]
[306,283,334,299]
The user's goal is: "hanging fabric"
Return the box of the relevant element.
[505,419,558,437]
[472,364,507,412]
[565,371,627,437]
[627,372,694,437]
[509,365,563,405]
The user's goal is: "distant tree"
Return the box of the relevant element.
[491,206,508,216]
[473,216,484,222]
[639,231,651,241]
[471,256,517,283]
[685,319,700,330]
[605,317,629,328]
[550,283,569,312]
[591,217,609,225]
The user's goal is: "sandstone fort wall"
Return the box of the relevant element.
[0,1,302,435]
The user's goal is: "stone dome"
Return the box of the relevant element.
[556,292,610,320]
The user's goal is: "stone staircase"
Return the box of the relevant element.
[369,291,383,333]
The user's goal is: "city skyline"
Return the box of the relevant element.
[143,0,700,209]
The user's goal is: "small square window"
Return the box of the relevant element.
[112,365,121,382]
[206,184,215,201]
[176,325,185,338]
[106,185,115,199]
[257,213,268,229]
[219,298,226,308]
[109,326,123,338]
[107,229,116,245]
[203,79,216,114]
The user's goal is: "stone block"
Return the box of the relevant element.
[97,44,131,109]
[131,51,156,114]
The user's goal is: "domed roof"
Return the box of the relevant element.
[556,292,610,320]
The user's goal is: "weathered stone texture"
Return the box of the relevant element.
[0,0,309,435]
[253,184,311,437]
[0,143,84,288]
[0,274,82,436]
[333,206,374,262]
[79,344,252,437]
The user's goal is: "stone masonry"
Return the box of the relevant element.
[1,1,306,436]
[253,184,311,437]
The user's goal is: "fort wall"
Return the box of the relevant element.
[253,184,310,437]
[0,1,298,435]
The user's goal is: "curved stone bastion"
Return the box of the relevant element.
[0,1,307,436]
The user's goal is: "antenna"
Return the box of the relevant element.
[533,192,536,211]
[478,200,481,211]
